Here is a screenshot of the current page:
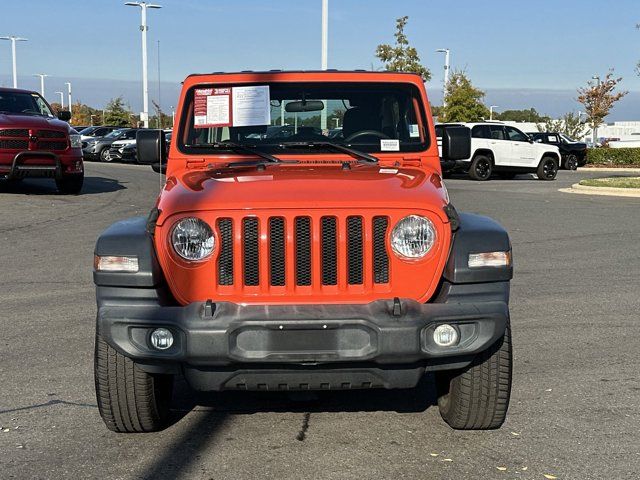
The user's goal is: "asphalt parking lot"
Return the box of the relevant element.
[1,164,639,480]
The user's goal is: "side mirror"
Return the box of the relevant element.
[57,110,71,121]
[441,126,471,161]
[137,129,167,165]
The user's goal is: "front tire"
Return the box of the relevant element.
[100,148,112,162]
[435,319,512,430]
[469,155,492,181]
[55,174,84,194]
[537,156,558,180]
[94,334,173,433]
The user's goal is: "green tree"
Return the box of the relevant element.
[537,112,587,139]
[494,108,549,123]
[104,97,134,127]
[577,71,627,135]
[439,70,489,122]
[375,16,430,81]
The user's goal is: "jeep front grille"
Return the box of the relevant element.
[215,214,390,291]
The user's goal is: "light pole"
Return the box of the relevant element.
[33,74,49,96]
[65,82,72,116]
[591,75,601,145]
[125,1,162,128]
[436,48,450,108]
[490,105,499,121]
[170,105,175,127]
[0,36,28,88]
[55,91,65,109]
[320,0,328,131]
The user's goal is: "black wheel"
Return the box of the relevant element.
[55,174,84,194]
[536,156,558,180]
[564,154,578,170]
[498,172,517,180]
[435,318,512,430]
[469,155,492,181]
[100,148,112,162]
[94,334,173,433]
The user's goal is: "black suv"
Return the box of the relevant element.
[527,132,587,170]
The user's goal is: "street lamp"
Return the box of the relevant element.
[320,0,328,131]
[33,74,49,96]
[591,75,601,145]
[55,91,64,109]
[0,36,28,88]
[490,105,499,121]
[65,82,72,116]
[125,1,162,128]
[436,48,450,108]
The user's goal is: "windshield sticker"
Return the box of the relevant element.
[409,124,420,138]
[194,88,231,128]
[232,85,271,127]
[380,139,400,151]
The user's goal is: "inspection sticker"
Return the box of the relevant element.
[194,88,231,128]
[380,139,400,151]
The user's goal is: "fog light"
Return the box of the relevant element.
[150,328,173,350]
[433,324,459,347]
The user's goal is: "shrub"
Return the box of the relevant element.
[586,148,640,166]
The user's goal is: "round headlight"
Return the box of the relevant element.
[391,215,436,259]
[171,217,214,261]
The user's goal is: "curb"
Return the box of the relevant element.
[560,182,640,198]
[580,167,640,172]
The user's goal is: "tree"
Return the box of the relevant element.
[375,16,430,81]
[577,71,627,135]
[494,108,549,123]
[104,97,134,127]
[439,70,489,122]
[537,112,587,139]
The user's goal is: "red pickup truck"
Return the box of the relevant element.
[0,87,84,194]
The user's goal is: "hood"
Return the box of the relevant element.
[156,164,449,226]
[0,113,70,132]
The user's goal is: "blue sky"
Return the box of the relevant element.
[1,0,639,119]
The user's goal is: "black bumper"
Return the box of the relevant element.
[1,151,62,180]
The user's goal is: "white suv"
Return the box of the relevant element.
[437,122,561,181]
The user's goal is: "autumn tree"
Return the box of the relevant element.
[537,112,587,140]
[104,97,133,127]
[375,16,430,81]
[577,71,627,141]
[438,70,489,122]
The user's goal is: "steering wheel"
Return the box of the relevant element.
[344,130,390,143]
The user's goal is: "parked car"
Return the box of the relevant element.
[72,125,89,133]
[436,122,561,180]
[82,127,138,162]
[120,142,137,163]
[79,125,120,142]
[527,132,587,170]
[94,70,513,433]
[0,87,84,193]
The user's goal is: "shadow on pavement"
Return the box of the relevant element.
[0,176,126,195]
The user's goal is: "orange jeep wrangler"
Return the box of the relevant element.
[93,71,513,432]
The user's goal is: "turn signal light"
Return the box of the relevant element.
[94,255,139,272]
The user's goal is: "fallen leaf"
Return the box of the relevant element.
[543,475,557,479]
[443,458,453,462]
[545,389,552,392]
[522,467,528,471]
[2,428,9,433]
[429,453,439,457]
[497,466,507,471]
[511,432,520,436]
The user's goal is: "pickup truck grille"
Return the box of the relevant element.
[0,128,68,151]
[215,214,390,291]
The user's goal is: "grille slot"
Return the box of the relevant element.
[0,129,28,137]
[0,139,28,150]
[373,216,389,283]
[295,217,312,286]
[37,130,66,139]
[217,218,233,285]
[321,217,338,285]
[37,140,67,151]
[347,216,364,284]
[243,218,260,286]
[269,217,285,286]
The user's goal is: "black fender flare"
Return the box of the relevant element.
[443,212,513,284]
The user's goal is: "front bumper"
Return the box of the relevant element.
[0,151,83,179]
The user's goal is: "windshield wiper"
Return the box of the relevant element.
[278,141,379,164]
[185,141,282,164]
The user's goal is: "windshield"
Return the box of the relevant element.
[0,91,54,117]
[178,82,428,155]
[559,133,576,143]
[104,128,127,139]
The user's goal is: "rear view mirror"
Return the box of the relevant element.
[57,110,71,121]
[137,129,167,165]
[285,100,324,113]
[441,126,471,161]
